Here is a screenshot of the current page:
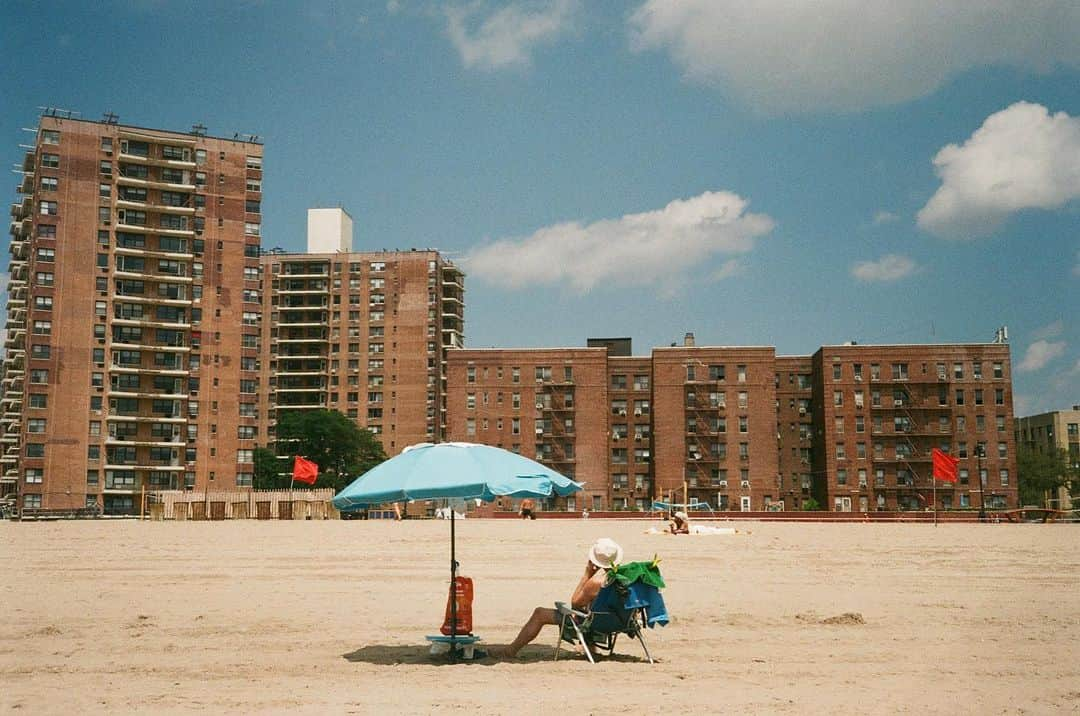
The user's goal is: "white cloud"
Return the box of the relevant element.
[917,102,1080,238]
[464,190,774,292]
[446,0,577,70]
[711,258,743,281]
[872,211,899,225]
[628,1,1080,114]
[1017,339,1066,372]
[1030,319,1064,341]
[850,254,917,283]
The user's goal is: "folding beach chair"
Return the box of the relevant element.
[554,561,668,664]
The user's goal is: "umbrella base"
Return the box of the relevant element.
[426,634,483,660]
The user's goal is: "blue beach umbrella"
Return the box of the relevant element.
[333,442,583,649]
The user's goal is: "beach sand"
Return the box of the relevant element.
[1,519,1077,714]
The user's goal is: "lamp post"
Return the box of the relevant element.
[976,444,987,522]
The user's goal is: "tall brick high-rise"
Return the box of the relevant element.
[2,112,263,514]
[257,209,464,455]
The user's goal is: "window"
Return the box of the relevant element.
[99,183,111,198]
[23,495,42,509]
[246,155,262,169]
[891,363,908,380]
[26,443,45,458]
[836,443,846,460]
[611,374,627,390]
[27,418,46,433]
[974,389,984,406]
[237,426,256,439]
[997,442,1007,459]
[738,391,748,409]
[40,200,58,215]
[993,362,1003,379]
[28,394,47,409]
[237,449,254,463]
[36,272,54,287]
[244,222,260,236]
[833,390,843,407]
[42,129,60,145]
[832,363,841,380]
[40,176,58,191]
[36,247,55,262]
[32,321,51,335]
[955,389,964,406]
[34,296,53,311]
[837,469,847,485]
[737,365,747,383]
[994,389,1005,406]
[41,152,59,168]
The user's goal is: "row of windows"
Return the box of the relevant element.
[829,361,1006,382]
[834,441,1009,460]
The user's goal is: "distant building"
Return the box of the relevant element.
[257,211,464,455]
[2,113,263,513]
[446,339,1019,513]
[1014,407,1080,507]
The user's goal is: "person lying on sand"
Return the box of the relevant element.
[495,538,623,659]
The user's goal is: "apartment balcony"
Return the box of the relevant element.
[114,245,195,260]
[22,151,34,173]
[277,320,324,328]
[106,414,188,423]
[105,437,185,447]
[117,150,196,170]
[110,340,190,353]
[19,172,34,195]
[279,270,329,279]
[273,402,327,410]
[9,240,28,260]
[277,286,329,295]
[274,386,325,393]
[112,317,192,330]
[114,268,194,284]
[112,292,192,307]
[116,174,196,192]
[104,462,184,472]
[116,198,196,217]
[108,389,189,400]
[277,302,329,311]
[110,363,188,376]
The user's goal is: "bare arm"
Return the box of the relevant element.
[570,563,604,610]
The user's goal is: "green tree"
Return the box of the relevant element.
[1017,446,1071,507]
[801,496,822,511]
[253,446,286,490]
[274,410,388,492]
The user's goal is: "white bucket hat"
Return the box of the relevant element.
[674,511,688,521]
[587,537,624,569]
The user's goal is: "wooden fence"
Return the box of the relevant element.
[148,489,338,521]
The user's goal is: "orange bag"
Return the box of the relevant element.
[440,576,474,635]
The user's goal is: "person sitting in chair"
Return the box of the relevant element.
[498,537,623,659]
[669,511,690,534]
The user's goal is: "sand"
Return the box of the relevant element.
[1,518,1077,714]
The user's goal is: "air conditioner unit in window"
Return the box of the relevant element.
[634,409,643,416]
[536,403,545,410]
[535,428,543,435]
[718,480,728,488]
[894,399,903,406]
[741,480,750,488]
[618,409,627,416]
[634,435,642,442]
[798,407,806,415]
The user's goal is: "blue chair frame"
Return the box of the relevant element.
[553,581,664,664]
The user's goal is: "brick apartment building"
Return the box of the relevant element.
[2,112,263,513]
[257,209,464,455]
[446,337,1019,513]
[811,344,1017,512]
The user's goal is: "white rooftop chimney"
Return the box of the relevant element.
[306,208,353,253]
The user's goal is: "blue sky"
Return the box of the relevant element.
[2,1,1078,414]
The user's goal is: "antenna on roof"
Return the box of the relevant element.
[38,106,80,119]
[236,133,261,144]
[102,111,119,125]
[191,123,207,137]
[992,326,1008,343]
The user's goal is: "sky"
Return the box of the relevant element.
[2,0,1078,415]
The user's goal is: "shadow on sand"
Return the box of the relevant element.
[342,644,646,666]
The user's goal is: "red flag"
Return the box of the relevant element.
[292,456,319,485]
[931,448,959,483]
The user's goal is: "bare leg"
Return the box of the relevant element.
[502,607,558,658]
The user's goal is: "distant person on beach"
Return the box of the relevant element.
[519,498,536,520]
[669,511,690,534]
[498,538,623,659]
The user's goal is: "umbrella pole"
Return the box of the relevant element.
[449,501,457,664]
